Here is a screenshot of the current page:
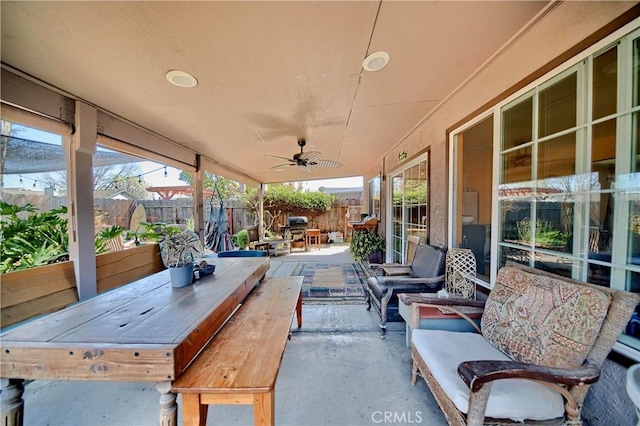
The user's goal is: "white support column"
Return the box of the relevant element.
[258,184,265,238]
[67,101,97,300]
[193,155,205,243]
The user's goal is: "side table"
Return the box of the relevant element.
[306,229,321,251]
[398,294,482,347]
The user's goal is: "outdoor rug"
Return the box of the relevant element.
[292,262,369,304]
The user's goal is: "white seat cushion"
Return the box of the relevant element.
[413,329,564,422]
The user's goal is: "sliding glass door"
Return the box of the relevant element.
[388,155,429,263]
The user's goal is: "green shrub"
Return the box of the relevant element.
[1,201,125,273]
[234,229,249,249]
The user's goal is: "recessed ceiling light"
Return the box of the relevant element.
[166,70,198,88]
[362,51,390,72]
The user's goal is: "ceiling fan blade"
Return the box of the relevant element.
[316,159,343,168]
[264,154,294,161]
[299,151,321,162]
[303,164,316,174]
[270,163,296,170]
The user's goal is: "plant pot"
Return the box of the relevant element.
[169,263,194,288]
[367,251,384,265]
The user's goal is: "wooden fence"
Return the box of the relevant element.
[2,193,365,237]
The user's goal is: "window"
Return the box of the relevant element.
[368,176,381,218]
[496,28,640,351]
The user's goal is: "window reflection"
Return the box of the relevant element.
[592,119,616,190]
[502,96,532,150]
[502,146,532,184]
[537,133,575,180]
[498,245,530,268]
[538,72,577,138]
[592,47,618,120]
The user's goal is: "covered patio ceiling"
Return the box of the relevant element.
[0,1,549,184]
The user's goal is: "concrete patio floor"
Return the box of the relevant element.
[23,244,448,425]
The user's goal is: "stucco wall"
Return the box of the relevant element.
[382,1,638,247]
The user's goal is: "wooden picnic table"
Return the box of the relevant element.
[0,256,270,426]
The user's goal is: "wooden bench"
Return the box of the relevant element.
[171,276,303,426]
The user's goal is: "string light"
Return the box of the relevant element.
[109,165,170,189]
[14,174,55,190]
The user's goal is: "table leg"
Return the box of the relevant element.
[156,381,177,426]
[296,291,303,328]
[1,378,24,426]
[253,392,274,426]
[182,393,207,426]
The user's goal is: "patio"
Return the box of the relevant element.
[21,246,449,426]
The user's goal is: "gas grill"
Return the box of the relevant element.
[287,216,308,240]
[282,216,308,250]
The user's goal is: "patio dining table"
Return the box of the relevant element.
[0,256,270,426]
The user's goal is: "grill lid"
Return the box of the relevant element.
[287,216,308,226]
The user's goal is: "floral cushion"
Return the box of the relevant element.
[481,267,611,368]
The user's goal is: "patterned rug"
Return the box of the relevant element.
[292,262,369,304]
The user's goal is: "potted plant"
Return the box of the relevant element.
[349,230,386,263]
[233,229,249,250]
[159,230,202,287]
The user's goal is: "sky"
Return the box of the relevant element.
[2,123,363,192]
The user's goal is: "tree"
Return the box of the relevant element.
[38,162,149,199]
[179,171,243,201]
[240,183,334,234]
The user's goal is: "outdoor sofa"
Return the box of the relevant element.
[405,263,639,425]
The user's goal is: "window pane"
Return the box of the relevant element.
[391,175,403,262]
[502,147,532,183]
[587,262,611,288]
[502,97,533,150]
[368,177,380,217]
[535,195,573,253]
[634,111,640,173]
[533,253,579,279]
[592,119,616,190]
[589,195,613,253]
[592,47,617,119]
[629,270,640,293]
[537,133,576,179]
[634,37,640,107]
[539,72,577,138]
[499,245,530,268]
[499,199,531,244]
[629,197,640,267]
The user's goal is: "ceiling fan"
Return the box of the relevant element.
[265,139,342,174]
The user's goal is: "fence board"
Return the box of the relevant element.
[4,194,366,238]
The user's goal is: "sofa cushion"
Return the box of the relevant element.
[481,266,611,368]
[413,329,564,422]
